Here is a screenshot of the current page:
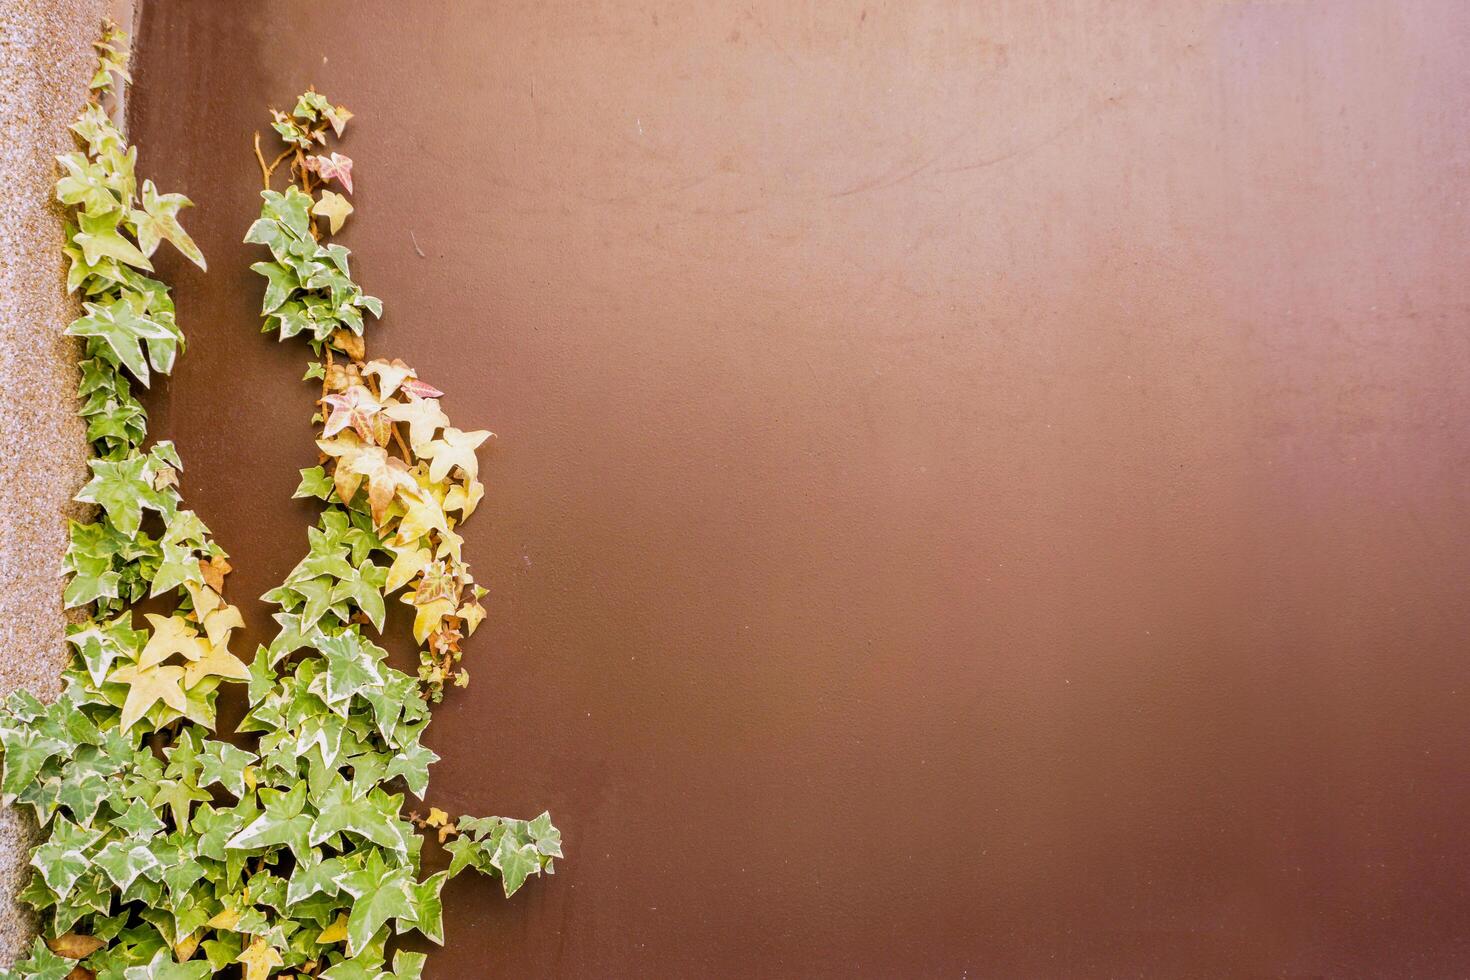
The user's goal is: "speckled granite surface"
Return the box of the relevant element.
[0,0,110,963]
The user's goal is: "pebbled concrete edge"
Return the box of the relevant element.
[0,0,115,963]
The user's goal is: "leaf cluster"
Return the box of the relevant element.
[0,33,559,980]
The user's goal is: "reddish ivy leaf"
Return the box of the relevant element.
[321,384,382,441]
[399,377,444,400]
[306,152,354,194]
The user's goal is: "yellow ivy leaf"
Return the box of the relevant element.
[407,597,455,645]
[109,662,187,731]
[185,580,224,620]
[396,495,449,545]
[183,645,250,688]
[202,603,244,647]
[382,397,448,450]
[206,905,241,930]
[238,936,284,980]
[174,928,202,962]
[384,542,431,594]
[417,427,491,484]
[435,527,466,563]
[444,478,484,518]
[138,613,208,668]
[311,189,353,233]
[458,601,487,636]
[318,432,367,504]
[46,932,104,959]
[318,912,349,945]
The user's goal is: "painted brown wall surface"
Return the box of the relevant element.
[127,1,1470,976]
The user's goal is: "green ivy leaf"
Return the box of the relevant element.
[227,783,313,862]
[332,849,415,956]
[295,465,335,499]
[198,739,256,798]
[492,834,543,898]
[318,631,384,707]
[94,837,160,890]
[30,817,101,898]
[122,948,212,979]
[8,938,75,980]
[73,207,152,270]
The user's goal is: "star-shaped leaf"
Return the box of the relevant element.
[109,662,188,732]
[73,207,152,270]
[66,296,175,385]
[402,871,447,944]
[346,446,419,526]
[417,427,492,484]
[309,781,402,851]
[227,783,313,861]
[312,190,354,234]
[131,179,205,269]
[237,937,284,980]
[383,542,431,594]
[333,849,415,955]
[138,614,208,669]
[362,358,415,398]
[30,817,100,898]
[382,397,449,451]
[323,385,382,441]
[75,453,164,537]
[182,645,250,689]
[197,740,256,798]
[202,602,244,647]
[94,837,160,890]
[493,833,544,897]
[318,630,385,705]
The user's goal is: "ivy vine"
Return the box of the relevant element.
[0,23,559,980]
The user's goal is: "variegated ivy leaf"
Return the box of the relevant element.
[309,781,404,852]
[31,817,101,898]
[66,613,144,685]
[73,207,150,270]
[74,452,174,538]
[122,948,212,979]
[317,630,385,706]
[227,783,313,861]
[130,179,206,270]
[66,296,176,386]
[55,151,120,214]
[332,848,416,956]
[94,838,159,890]
[197,739,256,798]
[5,938,75,980]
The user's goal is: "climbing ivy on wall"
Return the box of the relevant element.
[0,23,559,980]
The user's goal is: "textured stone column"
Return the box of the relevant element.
[0,0,110,963]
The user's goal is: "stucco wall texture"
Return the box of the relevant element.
[0,0,107,964]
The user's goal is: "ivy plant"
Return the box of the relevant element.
[0,24,559,980]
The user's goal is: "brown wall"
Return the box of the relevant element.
[130,2,1470,976]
